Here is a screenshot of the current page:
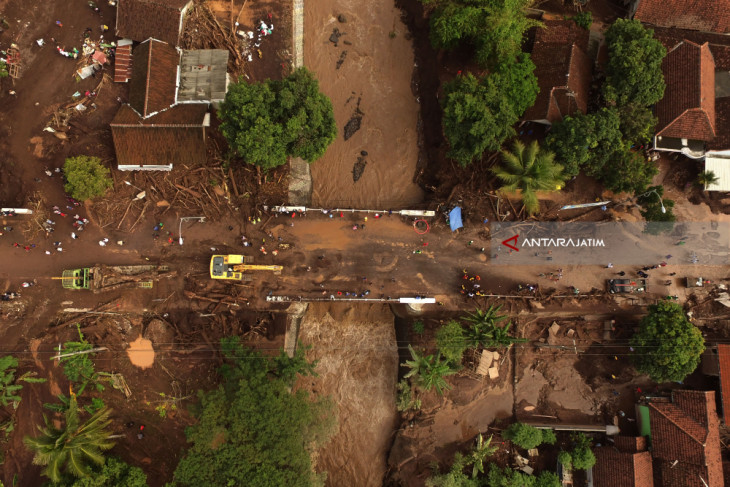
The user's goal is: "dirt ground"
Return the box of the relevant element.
[304,0,424,208]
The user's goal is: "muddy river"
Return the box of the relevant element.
[304,0,424,208]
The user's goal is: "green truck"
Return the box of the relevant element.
[60,265,171,293]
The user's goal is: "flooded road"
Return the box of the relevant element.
[304,0,424,208]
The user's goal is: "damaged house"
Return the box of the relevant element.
[110,38,229,171]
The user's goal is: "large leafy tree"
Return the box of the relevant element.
[219,68,336,170]
[0,59,8,78]
[170,338,336,486]
[503,423,555,450]
[630,300,705,382]
[63,156,113,201]
[617,103,657,146]
[496,52,539,116]
[603,19,667,106]
[547,109,623,178]
[598,149,658,195]
[57,457,148,487]
[637,185,676,229]
[493,140,565,215]
[558,433,595,471]
[24,395,115,483]
[442,73,518,166]
[403,345,456,395]
[426,0,540,69]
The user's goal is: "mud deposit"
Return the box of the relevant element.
[305,0,423,208]
[297,303,398,487]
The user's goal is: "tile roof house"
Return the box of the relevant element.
[522,20,593,125]
[648,390,724,487]
[110,38,229,171]
[116,0,192,47]
[594,436,653,487]
[631,0,730,34]
[649,31,730,190]
[653,40,716,158]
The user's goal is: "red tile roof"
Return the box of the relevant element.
[128,39,179,118]
[523,20,592,124]
[594,446,653,487]
[614,435,648,453]
[718,344,730,421]
[114,44,133,83]
[655,41,716,142]
[634,0,730,34]
[111,105,208,168]
[116,0,191,46]
[652,27,730,71]
[649,390,724,487]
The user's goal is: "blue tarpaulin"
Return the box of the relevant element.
[449,207,463,232]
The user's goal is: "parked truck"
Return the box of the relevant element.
[59,265,171,293]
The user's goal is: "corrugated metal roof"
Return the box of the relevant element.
[704,155,730,191]
[177,49,229,102]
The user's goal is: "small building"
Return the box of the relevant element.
[631,0,730,34]
[522,20,593,125]
[648,390,724,487]
[110,38,228,171]
[594,436,653,487]
[115,0,192,47]
[653,41,716,160]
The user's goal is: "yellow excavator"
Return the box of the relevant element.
[209,255,282,281]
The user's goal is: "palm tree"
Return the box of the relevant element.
[493,140,566,216]
[470,434,497,478]
[697,170,719,189]
[490,322,528,348]
[24,394,115,483]
[463,305,507,348]
[403,345,455,395]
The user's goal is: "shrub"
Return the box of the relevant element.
[435,321,467,366]
[63,156,112,201]
[503,423,546,450]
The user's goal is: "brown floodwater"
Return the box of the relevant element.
[305,0,424,208]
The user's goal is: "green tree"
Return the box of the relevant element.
[63,156,112,201]
[637,186,675,235]
[60,325,104,394]
[436,321,468,367]
[469,434,497,478]
[496,52,539,116]
[534,472,561,487]
[219,67,336,170]
[493,140,566,216]
[57,457,148,487]
[486,464,536,487]
[396,380,422,412]
[426,453,477,487]
[441,73,517,166]
[24,395,115,483]
[463,305,507,348]
[547,109,624,178]
[617,103,657,145]
[569,11,592,30]
[426,0,540,69]
[630,300,705,382]
[0,355,46,408]
[170,338,336,486]
[403,345,455,395]
[697,170,720,188]
[0,59,8,78]
[599,149,658,195]
[603,19,667,106]
[503,423,553,450]
[562,433,595,470]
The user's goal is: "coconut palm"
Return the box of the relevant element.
[403,345,455,395]
[24,394,115,483]
[493,140,566,216]
[697,170,719,188]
